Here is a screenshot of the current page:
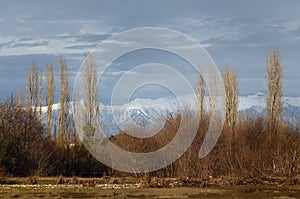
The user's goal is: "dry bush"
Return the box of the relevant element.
[110,105,300,180]
[0,96,54,176]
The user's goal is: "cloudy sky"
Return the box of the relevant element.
[0,0,300,104]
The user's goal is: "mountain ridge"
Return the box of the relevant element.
[41,93,300,136]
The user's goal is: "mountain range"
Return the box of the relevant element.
[41,93,300,136]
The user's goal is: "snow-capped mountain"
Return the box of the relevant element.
[42,93,300,136]
[239,92,300,123]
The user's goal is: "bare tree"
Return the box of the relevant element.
[38,69,43,120]
[33,67,39,115]
[26,64,42,116]
[266,48,283,137]
[26,64,36,112]
[46,63,54,139]
[208,66,218,121]
[222,67,239,140]
[83,53,99,124]
[196,72,205,118]
[58,56,70,146]
[222,67,239,175]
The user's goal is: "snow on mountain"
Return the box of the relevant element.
[41,93,300,136]
[238,92,266,112]
[240,93,300,123]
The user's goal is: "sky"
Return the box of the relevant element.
[0,0,300,104]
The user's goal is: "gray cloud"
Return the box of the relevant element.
[8,40,49,48]
[0,0,300,102]
[64,44,97,50]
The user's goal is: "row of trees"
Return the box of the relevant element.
[192,48,290,177]
[24,53,99,145]
[196,49,282,156]
[111,49,298,179]
[25,57,72,146]
[0,48,298,179]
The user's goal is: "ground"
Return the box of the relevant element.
[0,187,300,198]
[0,177,299,198]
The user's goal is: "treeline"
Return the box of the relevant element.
[0,49,299,180]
